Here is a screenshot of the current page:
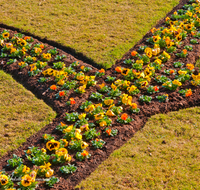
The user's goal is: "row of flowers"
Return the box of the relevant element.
[1,0,200,189]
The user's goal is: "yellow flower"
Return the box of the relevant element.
[0,174,9,186]
[121,68,130,76]
[94,113,104,120]
[80,124,89,131]
[106,110,115,117]
[41,148,46,153]
[192,73,200,81]
[40,162,51,172]
[99,83,105,89]
[172,80,182,86]
[46,139,60,151]
[10,47,17,53]
[45,169,54,178]
[21,175,33,187]
[35,47,42,54]
[99,120,107,127]
[85,104,95,112]
[22,165,30,173]
[81,141,89,149]
[127,85,137,93]
[2,32,9,38]
[104,99,114,106]
[75,132,82,140]
[144,47,152,58]
[154,59,162,65]
[61,139,68,147]
[153,35,161,42]
[78,85,86,93]
[29,170,37,182]
[121,94,132,105]
[57,79,65,86]
[178,70,187,75]
[76,72,85,80]
[163,51,170,59]
[63,125,73,133]
[111,83,117,90]
[55,148,68,156]
[75,129,81,133]
[5,43,13,49]
[78,113,86,120]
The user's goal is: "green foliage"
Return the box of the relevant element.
[60,164,77,174]
[45,177,59,188]
[7,154,23,168]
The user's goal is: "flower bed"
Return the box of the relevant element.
[1,0,200,189]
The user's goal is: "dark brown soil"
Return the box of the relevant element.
[1,0,199,189]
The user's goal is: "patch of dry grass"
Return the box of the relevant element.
[0,0,179,68]
[0,70,56,157]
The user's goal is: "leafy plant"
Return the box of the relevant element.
[156,94,169,102]
[84,128,100,140]
[65,112,79,122]
[45,177,59,188]
[90,92,103,101]
[7,154,23,168]
[91,139,105,149]
[139,95,152,103]
[60,164,77,174]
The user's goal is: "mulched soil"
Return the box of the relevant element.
[0,0,199,189]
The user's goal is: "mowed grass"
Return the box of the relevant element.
[0,0,179,68]
[76,107,200,189]
[0,70,56,157]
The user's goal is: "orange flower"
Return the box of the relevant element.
[81,150,89,157]
[130,103,137,109]
[185,89,192,97]
[106,129,112,136]
[39,44,45,49]
[121,113,128,120]
[153,86,159,91]
[59,91,65,97]
[24,36,31,40]
[186,63,194,71]
[99,68,105,73]
[70,98,76,104]
[50,85,57,91]
[131,51,137,56]
[169,70,175,75]
[115,67,122,73]
[182,49,187,55]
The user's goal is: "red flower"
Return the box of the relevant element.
[106,129,112,136]
[59,91,65,97]
[185,89,192,97]
[182,49,187,55]
[81,150,89,157]
[121,113,128,120]
[50,85,57,91]
[70,98,76,104]
[131,51,137,57]
[99,68,105,73]
[115,67,122,73]
[153,86,159,91]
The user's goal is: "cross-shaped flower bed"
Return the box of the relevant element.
[1,0,200,189]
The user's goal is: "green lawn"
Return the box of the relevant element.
[0,0,179,68]
[0,70,56,157]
